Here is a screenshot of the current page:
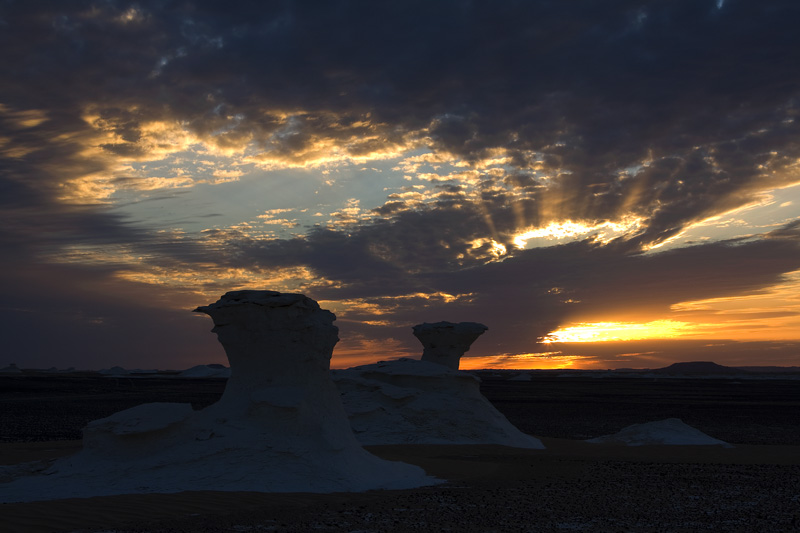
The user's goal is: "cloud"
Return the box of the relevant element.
[3,1,800,368]
[173,215,798,363]
[6,2,800,239]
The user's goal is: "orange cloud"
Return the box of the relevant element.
[460,352,585,370]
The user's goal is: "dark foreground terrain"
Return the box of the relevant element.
[2,372,799,445]
[478,373,800,446]
[2,373,800,532]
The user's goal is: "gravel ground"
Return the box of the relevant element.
[98,462,800,533]
[5,442,799,533]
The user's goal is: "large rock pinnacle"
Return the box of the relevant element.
[194,290,339,393]
[412,321,488,370]
[1,291,435,502]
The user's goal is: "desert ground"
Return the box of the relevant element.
[2,372,800,532]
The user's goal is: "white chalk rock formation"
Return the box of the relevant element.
[334,322,543,448]
[0,363,22,374]
[413,321,488,370]
[0,291,434,502]
[586,418,731,447]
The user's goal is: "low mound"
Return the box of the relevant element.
[587,418,731,446]
[98,366,129,376]
[178,364,231,378]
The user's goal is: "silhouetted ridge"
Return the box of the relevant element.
[653,361,748,375]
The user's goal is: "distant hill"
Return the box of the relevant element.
[735,366,800,373]
[652,361,748,375]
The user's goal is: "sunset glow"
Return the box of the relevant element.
[542,320,694,343]
[459,353,584,370]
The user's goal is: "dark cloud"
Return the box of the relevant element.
[4,1,800,243]
[0,256,224,369]
[3,1,800,367]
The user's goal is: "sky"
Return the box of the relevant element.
[2,0,800,371]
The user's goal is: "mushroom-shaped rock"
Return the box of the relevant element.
[0,291,435,502]
[194,290,338,391]
[334,359,544,448]
[413,321,488,370]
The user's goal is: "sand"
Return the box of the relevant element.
[3,438,800,532]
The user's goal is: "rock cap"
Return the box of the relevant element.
[194,290,325,314]
[412,321,488,370]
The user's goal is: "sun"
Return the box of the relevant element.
[542,320,693,343]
